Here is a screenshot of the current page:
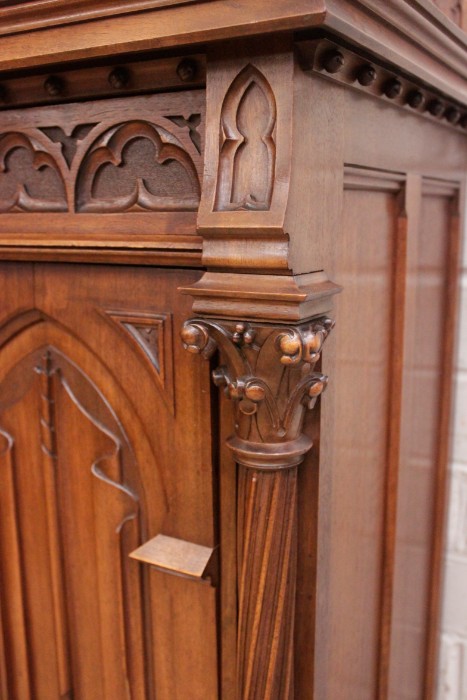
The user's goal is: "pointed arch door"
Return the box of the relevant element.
[0,263,219,700]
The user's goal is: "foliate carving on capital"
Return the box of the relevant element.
[181,317,334,445]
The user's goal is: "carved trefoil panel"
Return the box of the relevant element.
[0,91,205,214]
[214,65,277,212]
[76,120,200,212]
[0,131,68,212]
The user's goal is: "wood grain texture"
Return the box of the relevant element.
[0,263,219,699]
[0,90,204,262]
[388,180,462,699]
[237,465,297,700]
[325,173,401,699]
[130,533,216,581]
[0,0,205,36]
[0,53,205,110]
[424,186,462,698]
[0,3,464,697]
[197,38,294,273]
[298,37,467,133]
[214,64,276,212]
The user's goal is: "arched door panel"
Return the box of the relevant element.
[0,340,149,700]
[0,261,218,700]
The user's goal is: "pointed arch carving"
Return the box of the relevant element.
[0,315,168,699]
[214,64,277,211]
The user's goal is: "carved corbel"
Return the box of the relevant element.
[181,316,334,699]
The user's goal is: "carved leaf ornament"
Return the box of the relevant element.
[181,317,334,446]
[182,317,334,699]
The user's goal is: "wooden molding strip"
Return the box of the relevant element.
[0,0,464,103]
[0,54,205,110]
[323,0,467,103]
[343,166,406,192]
[0,0,201,36]
[300,39,467,131]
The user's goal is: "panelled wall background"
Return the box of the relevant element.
[438,212,467,699]
[313,157,462,700]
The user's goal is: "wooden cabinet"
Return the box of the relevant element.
[0,1,465,698]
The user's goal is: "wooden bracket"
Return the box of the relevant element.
[130,534,217,585]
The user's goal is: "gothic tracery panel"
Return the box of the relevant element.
[0,91,205,216]
[76,120,200,212]
[0,131,67,212]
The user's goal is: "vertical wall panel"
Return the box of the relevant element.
[320,171,460,700]
[390,182,459,699]
[438,193,467,700]
[323,170,402,699]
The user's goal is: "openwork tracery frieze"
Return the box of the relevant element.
[0,110,203,214]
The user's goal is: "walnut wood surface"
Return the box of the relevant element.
[182,316,335,698]
[0,264,219,699]
[0,4,464,699]
[310,171,462,700]
[0,0,465,104]
[0,91,204,214]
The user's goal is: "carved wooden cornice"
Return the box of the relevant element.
[0,0,465,105]
[181,315,334,698]
[298,37,467,131]
[0,54,205,111]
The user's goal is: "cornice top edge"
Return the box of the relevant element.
[0,0,464,104]
[325,0,467,70]
[0,0,201,36]
[321,0,467,103]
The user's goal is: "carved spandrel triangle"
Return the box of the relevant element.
[123,321,162,372]
[104,310,174,414]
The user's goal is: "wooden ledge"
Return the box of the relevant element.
[227,434,314,470]
[180,271,342,322]
[130,534,217,583]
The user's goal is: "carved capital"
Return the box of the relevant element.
[181,316,333,451]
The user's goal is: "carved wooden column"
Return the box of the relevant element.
[182,317,334,698]
[180,34,342,699]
